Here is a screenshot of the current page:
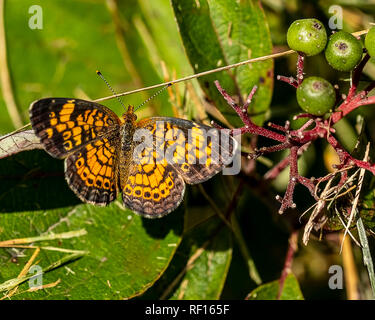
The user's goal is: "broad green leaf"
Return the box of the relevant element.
[112,0,173,116]
[137,0,191,78]
[170,222,232,300]
[139,215,232,300]
[0,165,184,299]
[0,151,79,212]
[0,150,184,299]
[171,0,273,126]
[247,273,304,300]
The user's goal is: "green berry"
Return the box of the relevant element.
[296,77,335,116]
[365,27,375,57]
[287,19,327,56]
[325,31,362,71]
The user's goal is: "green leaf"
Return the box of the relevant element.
[246,273,304,300]
[111,0,173,116]
[0,150,79,212]
[0,134,183,300]
[171,0,273,126]
[0,185,184,299]
[170,220,232,300]
[138,216,232,300]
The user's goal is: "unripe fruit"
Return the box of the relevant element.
[296,77,335,116]
[287,19,327,56]
[365,27,375,57]
[325,31,362,71]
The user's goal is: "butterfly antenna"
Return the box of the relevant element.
[96,70,127,110]
[134,83,173,112]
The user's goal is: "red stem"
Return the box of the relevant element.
[214,52,375,214]
[296,53,305,85]
[347,54,370,101]
[277,230,298,300]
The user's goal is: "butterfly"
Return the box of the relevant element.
[29,98,238,218]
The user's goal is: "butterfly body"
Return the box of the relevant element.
[29,98,237,218]
[118,106,137,191]
[121,106,137,152]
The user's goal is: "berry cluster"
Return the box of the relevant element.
[214,20,375,224]
[286,19,374,116]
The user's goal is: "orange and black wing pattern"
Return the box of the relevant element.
[122,161,185,218]
[29,98,121,158]
[30,99,238,213]
[138,117,237,184]
[120,117,237,217]
[64,134,120,205]
[30,98,122,205]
